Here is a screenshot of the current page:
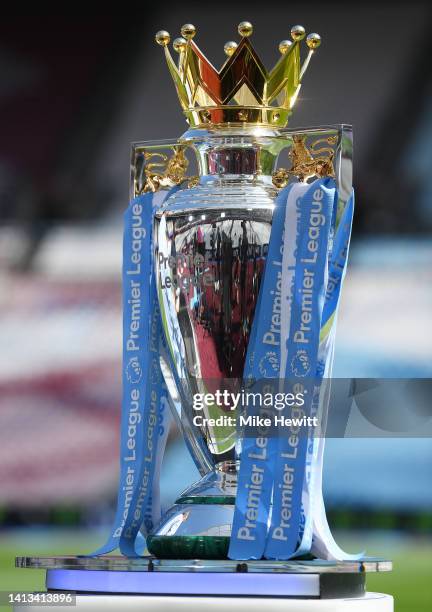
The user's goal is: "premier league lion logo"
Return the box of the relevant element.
[126,357,142,383]
[291,349,311,377]
[258,351,279,377]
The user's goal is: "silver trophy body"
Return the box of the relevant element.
[131,124,352,558]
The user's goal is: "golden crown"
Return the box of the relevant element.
[155,21,321,129]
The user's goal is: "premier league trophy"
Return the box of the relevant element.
[15,20,393,612]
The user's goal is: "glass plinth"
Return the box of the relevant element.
[16,556,391,599]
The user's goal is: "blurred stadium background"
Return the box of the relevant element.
[0,6,431,610]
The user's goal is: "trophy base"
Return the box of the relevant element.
[147,501,234,559]
[15,555,392,604]
[147,533,230,559]
[148,467,236,558]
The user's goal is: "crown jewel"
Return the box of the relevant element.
[155,21,321,128]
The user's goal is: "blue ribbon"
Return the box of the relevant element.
[229,178,340,560]
[92,189,175,556]
[264,179,335,559]
[228,185,291,560]
[322,193,354,327]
